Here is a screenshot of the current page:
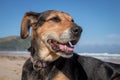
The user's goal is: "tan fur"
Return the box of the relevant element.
[53,71,69,80]
[21,10,77,61]
[21,10,83,80]
[34,11,74,60]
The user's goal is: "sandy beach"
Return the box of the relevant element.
[0,53,29,80]
[0,52,120,80]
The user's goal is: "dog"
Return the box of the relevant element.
[21,10,120,80]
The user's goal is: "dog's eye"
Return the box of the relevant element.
[50,17,61,22]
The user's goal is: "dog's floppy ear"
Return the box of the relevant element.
[20,11,40,39]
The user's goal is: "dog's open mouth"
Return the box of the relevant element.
[47,39,77,54]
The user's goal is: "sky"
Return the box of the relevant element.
[0,0,120,53]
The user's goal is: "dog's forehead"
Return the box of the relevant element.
[40,10,73,21]
[49,11,72,21]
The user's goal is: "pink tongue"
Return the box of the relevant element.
[59,44,74,52]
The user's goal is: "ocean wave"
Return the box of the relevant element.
[79,52,120,56]
[79,53,120,63]
[0,51,29,54]
[0,51,119,63]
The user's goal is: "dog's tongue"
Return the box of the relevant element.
[58,44,74,52]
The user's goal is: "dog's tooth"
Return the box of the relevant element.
[69,41,74,47]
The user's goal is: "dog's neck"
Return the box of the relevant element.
[29,51,64,71]
[28,39,60,71]
[30,55,52,71]
[30,38,60,60]
[28,39,48,70]
[28,47,52,71]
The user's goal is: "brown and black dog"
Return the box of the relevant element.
[21,10,120,80]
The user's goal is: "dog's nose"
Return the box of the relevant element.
[71,26,82,36]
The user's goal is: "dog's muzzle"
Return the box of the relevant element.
[47,24,82,57]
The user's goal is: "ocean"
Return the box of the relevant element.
[79,53,120,63]
[0,51,120,63]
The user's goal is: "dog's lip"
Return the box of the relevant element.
[47,39,77,53]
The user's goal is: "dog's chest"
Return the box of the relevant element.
[37,68,69,80]
[52,71,69,80]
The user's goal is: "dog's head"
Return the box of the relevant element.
[21,10,82,62]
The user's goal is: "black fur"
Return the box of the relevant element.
[22,53,120,80]
[21,10,120,80]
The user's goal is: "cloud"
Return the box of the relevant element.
[75,34,120,53]
[105,34,120,45]
[78,33,120,46]
[107,34,120,39]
